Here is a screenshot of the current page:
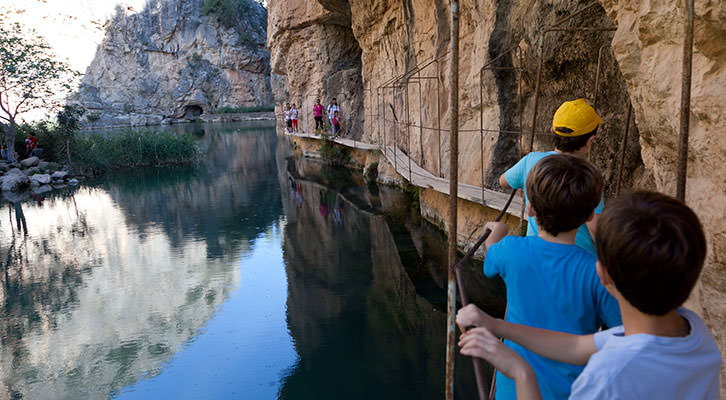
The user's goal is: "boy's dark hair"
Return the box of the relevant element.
[526,154,602,236]
[595,191,706,315]
[552,127,597,153]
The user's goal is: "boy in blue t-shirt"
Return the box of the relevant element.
[458,191,722,399]
[479,154,621,400]
[500,99,603,255]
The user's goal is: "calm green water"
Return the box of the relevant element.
[0,121,504,399]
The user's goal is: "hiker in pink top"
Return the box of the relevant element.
[313,98,324,133]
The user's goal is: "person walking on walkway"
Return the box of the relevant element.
[332,110,342,137]
[284,103,292,133]
[313,98,324,133]
[326,98,339,134]
[291,103,299,133]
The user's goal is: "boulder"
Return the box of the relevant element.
[24,167,40,176]
[51,171,69,181]
[1,168,30,191]
[68,178,79,186]
[32,184,53,195]
[38,161,58,171]
[20,156,40,168]
[30,174,52,185]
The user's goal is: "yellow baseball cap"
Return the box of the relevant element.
[552,99,602,137]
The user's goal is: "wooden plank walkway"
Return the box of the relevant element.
[283,131,379,151]
[284,130,523,217]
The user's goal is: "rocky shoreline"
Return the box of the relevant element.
[79,112,275,131]
[0,157,82,201]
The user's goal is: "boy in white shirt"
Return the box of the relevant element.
[457,191,722,399]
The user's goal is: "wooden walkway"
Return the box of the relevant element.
[284,130,524,217]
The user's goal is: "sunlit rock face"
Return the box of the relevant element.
[72,0,272,127]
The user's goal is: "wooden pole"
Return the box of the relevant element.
[445,1,460,399]
[676,0,694,201]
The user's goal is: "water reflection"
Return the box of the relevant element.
[0,122,284,399]
[278,145,504,399]
[0,121,504,399]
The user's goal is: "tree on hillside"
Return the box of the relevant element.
[0,20,79,162]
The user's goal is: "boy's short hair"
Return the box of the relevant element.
[526,154,603,236]
[552,127,597,153]
[595,191,706,315]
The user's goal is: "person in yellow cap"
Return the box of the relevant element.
[499,98,603,255]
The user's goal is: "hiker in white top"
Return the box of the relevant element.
[326,98,339,134]
[284,102,292,133]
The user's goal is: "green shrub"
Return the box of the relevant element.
[70,129,199,172]
[202,0,253,29]
[364,161,379,184]
[318,134,350,167]
[402,180,420,210]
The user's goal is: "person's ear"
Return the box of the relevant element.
[527,202,536,218]
[586,135,596,149]
[596,260,613,287]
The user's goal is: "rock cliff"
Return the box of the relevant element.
[269,0,726,392]
[600,0,726,392]
[74,0,272,126]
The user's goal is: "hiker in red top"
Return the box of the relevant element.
[313,98,324,133]
[25,132,38,156]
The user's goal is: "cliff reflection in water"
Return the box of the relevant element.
[0,122,283,399]
[278,150,505,399]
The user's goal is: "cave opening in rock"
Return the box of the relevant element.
[184,105,203,118]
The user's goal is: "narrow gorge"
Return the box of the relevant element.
[268,0,726,392]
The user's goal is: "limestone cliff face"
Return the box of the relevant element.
[75,0,272,126]
[269,0,726,392]
[600,0,726,391]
